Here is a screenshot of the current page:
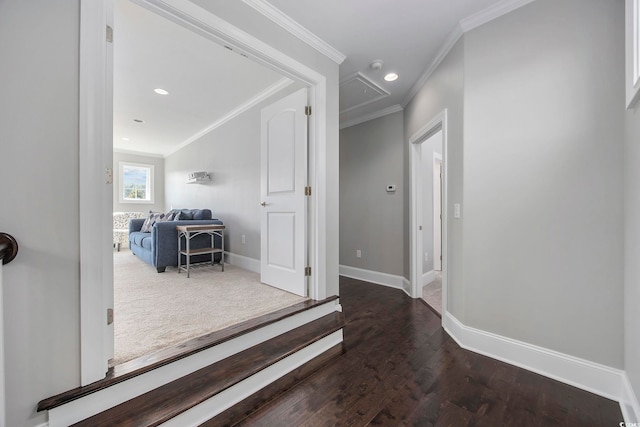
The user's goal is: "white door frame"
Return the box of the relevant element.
[409,110,448,317]
[433,153,442,272]
[80,0,328,385]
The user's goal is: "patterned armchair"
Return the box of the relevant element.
[113,212,146,251]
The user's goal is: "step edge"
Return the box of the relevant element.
[38,295,339,411]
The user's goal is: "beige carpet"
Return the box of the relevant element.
[422,271,442,314]
[113,249,307,365]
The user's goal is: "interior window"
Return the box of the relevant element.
[119,162,154,203]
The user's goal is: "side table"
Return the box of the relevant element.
[176,224,225,278]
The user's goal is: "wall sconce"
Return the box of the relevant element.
[186,171,210,184]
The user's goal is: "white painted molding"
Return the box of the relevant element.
[162,330,343,426]
[113,148,164,158]
[621,373,640,423]
[48,301,339,426]
[240,0,346,65]
[339,265,411,297]
[459,0,536,32]
[224,252,260,274]
[339,104,403,130]
[402,0,536,108]
[443,312,628,405]
[422,270,435,286]
[402,24,463,108]
[164,78,293,157]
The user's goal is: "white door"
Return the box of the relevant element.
[260,88,308,297]
[433,158,442,271]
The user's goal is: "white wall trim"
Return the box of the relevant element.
[622,373,640,423]
[339,265,411,297]
[402,0,535,108]
[113,148,164,158]
[459,0,536,32]
[422,270,435,287]
[164,77,293,157]
[224,252,260,274]
[240,0,346,65]
[339,104,403,130]
[443,312,632,411]
[162,330,343,426]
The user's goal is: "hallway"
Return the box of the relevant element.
[227,277,623,426]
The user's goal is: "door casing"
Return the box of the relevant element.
[79,0,329,385]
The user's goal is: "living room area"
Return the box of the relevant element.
[110,0,310,366]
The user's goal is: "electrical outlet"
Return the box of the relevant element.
[241,234,246,244]
[356,249,362,258]
[424,252,428,262]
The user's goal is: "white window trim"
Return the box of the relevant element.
[118,161,155,204]
[627,0,640,108]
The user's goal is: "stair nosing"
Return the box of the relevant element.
[38,295,339,412]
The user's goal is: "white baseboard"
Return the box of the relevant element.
[224,252,260,274]
[621,373,640,423]
[422,270,435,286]
[339,265,412,297]
[443,312,636,419]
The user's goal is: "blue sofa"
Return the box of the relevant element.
[128,209,224,273]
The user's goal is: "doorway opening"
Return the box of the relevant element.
[409,110,448,318]
[80,0,328,385]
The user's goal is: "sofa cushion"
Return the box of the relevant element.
[172,209,213,221]
[140,211,176,232]
[141,235,153,250]
[129,231,150,247]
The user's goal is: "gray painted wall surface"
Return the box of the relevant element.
[339,111,405,276]
[463,0,624,367]
[404,39,465,316]
[165,84,303,261]
[625,103,640,410]
[113,151,165,214]
[0,2,338,425]
[0,1,81,425]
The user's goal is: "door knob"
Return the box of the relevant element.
[260,202,268,207]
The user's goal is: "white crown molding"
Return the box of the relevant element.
[241,0,346,64]
[340,104,403,130]
[403,0,536,108]
[460,0,536,32]
[113,148,165,158]
[164,77,293,157]
[402,24,463,108]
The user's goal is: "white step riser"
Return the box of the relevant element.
[48,301,341,427]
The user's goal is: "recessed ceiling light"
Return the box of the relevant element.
[133,119,144,123]
[121,137,130,141]
[154,88,169,95]
[384,72,399,82]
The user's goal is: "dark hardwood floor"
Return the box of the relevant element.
[233,276,623,426]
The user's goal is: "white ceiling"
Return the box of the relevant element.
[114,0,530,156]
[113,0,287,156]
[263,0,522,124]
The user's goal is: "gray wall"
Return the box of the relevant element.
[625,99,640,411]
[0,1,81,425]
[113,151,165,214]
[462,0,624,367]
[404,38,465,316]
[165,84,304,261]
[339,111,405,276]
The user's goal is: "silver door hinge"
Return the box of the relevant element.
[305,106,312,116]
[305,186,312,196]
[305,266,311,277]
[107,308,114,325]
[106,26,113,43]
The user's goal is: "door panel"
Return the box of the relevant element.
[260,88,307,296]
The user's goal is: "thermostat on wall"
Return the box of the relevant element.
[386,184,396,192]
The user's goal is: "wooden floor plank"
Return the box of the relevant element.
[236,276,623,427]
